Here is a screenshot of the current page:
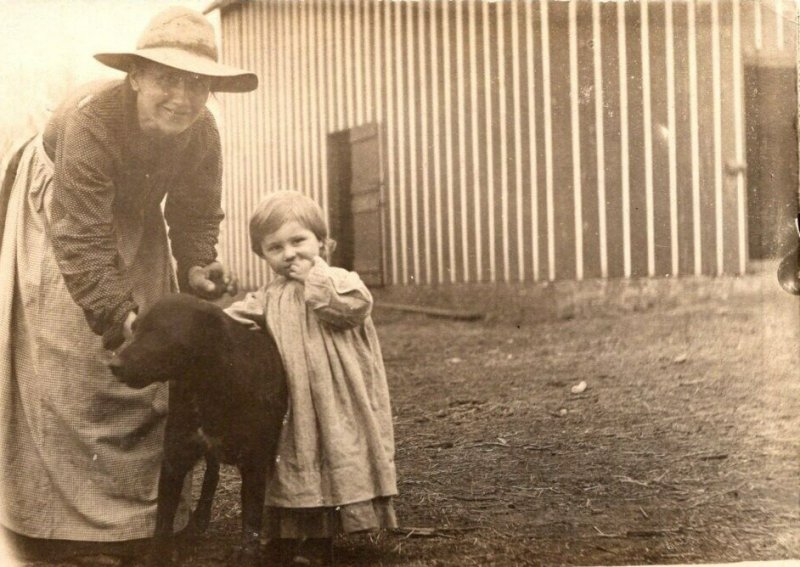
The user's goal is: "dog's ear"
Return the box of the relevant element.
[186,301,227,347]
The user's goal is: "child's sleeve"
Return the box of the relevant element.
[304,257,372,329]
[223,289,267,331]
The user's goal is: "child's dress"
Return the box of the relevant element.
[225,257,398,537]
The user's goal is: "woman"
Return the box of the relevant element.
[0,6,256,561]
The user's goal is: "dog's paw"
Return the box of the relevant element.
[230,545,261,567]
[144,547,179,567]
[187,511,211,534]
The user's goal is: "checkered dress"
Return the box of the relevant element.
[0,80,223,541]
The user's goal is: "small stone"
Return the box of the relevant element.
[570,381,587,394]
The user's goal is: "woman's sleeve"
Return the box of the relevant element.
[49,111,137,349]
[224,290,267,331]
[163,112,224,292]
[304,257,372,329]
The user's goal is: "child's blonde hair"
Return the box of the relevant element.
[249,191,331,259]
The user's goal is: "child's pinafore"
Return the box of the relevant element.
[226,258,398,537]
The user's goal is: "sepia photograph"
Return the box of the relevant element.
[0,0,798,566]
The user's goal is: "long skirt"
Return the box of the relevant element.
[0,136,190,541]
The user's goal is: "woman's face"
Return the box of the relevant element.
[130,61,211,138]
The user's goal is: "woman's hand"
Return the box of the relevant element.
[123,311,138,341]
[103,310,138,351]
[188,262,238,299]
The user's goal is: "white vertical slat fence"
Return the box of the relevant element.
[215,0,793,292]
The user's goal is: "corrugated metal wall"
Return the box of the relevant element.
[216,0,796,291]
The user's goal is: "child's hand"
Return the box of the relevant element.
[287,256,316,282]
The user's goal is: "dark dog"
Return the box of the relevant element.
[109,293,287,566]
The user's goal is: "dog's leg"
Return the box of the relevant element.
[189,453,220,533]
[148,384,204,567]
[148,457,195,567]
[237,458,268,567]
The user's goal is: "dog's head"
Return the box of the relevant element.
[109,293,225,388]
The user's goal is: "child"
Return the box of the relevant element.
[224,191,398,565]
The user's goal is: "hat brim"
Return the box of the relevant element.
[94,48,258,93]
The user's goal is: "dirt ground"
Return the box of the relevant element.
[13,273,800,567]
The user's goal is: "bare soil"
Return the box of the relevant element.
[15,277,800,567]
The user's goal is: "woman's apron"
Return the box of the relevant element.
[0,136,190,540]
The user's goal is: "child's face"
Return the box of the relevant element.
[260,220,324,278]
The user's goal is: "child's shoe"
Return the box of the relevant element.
[262,538,292,567]
[290,537,334,566]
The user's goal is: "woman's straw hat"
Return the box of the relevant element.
[94,6,257,93]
